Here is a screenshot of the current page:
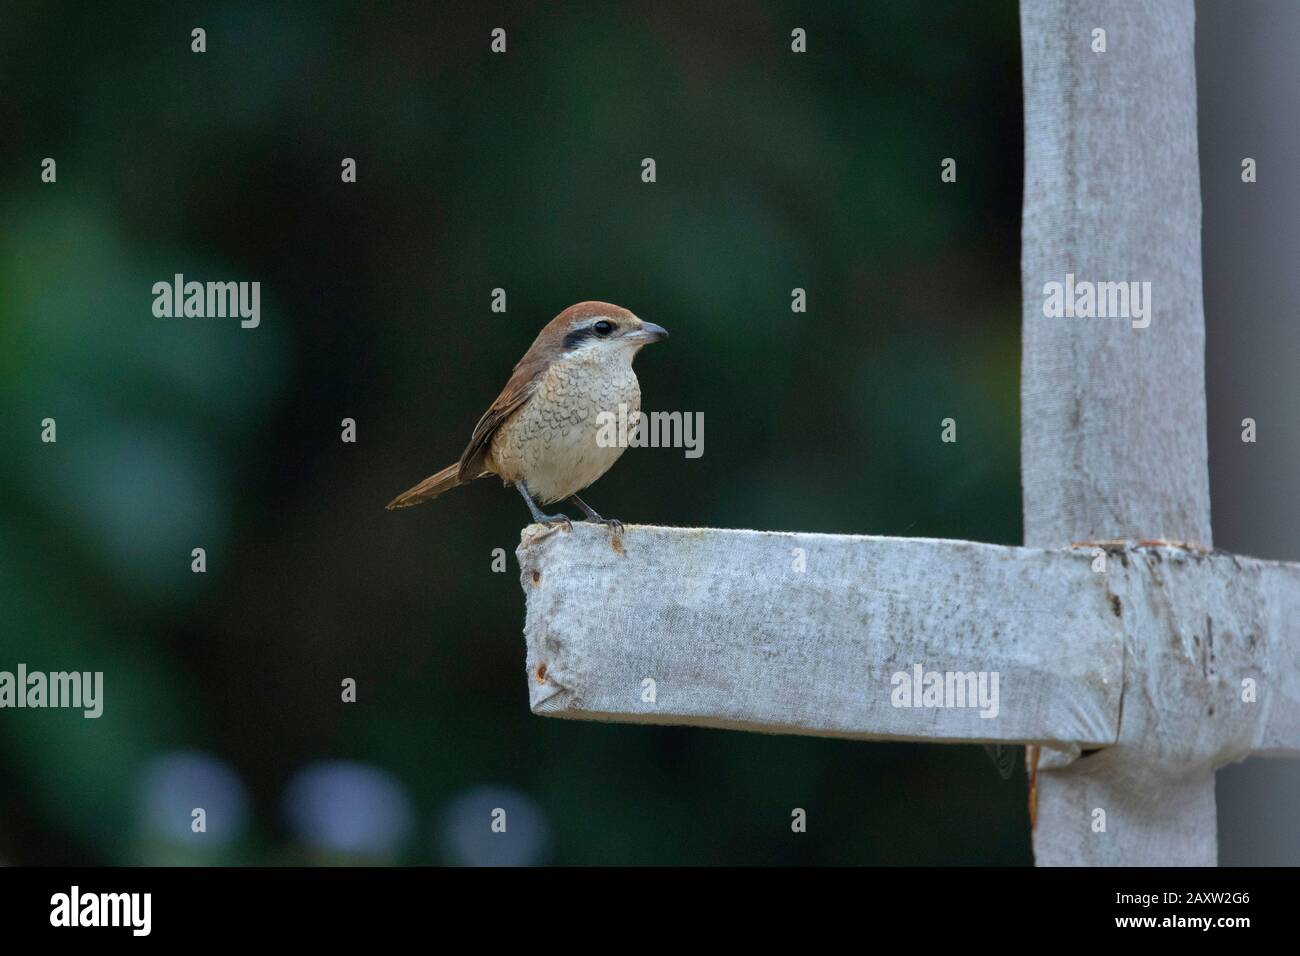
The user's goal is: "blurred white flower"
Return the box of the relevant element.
[438,785,551,867]
[282,760,414,856]
[140,750,249,847]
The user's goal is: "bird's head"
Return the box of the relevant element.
[547,301,668,359]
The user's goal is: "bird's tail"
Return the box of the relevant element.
[386,463,464,510]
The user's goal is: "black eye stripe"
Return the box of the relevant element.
[563,320,614,349]
[563,326,595,349]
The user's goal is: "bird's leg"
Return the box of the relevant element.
[516,483,571,530]
[568,494,623,534]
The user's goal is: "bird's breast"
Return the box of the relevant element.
[489,355,641,504]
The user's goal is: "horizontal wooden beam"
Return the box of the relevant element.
[517,525,1299,756]
[518,524,1123,746]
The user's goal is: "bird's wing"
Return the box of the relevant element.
[455,347,551,481]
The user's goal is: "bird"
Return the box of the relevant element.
[386,301,668,529]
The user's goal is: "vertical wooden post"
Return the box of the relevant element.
[1020,0,1217,864]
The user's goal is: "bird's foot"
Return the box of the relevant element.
[566,494,621,533]
[517,485,573,530]
[559,496,624,550]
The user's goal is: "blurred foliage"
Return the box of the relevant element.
[0,0,1024,865]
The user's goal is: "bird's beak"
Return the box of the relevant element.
[633,322,669,343]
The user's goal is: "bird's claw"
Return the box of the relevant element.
[597,517,624,534]
[539,514,573,530]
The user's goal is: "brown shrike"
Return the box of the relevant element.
[386,301,668,528]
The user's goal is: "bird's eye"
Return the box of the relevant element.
[593,320,614,336]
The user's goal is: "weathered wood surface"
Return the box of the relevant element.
[518,525,1298,759]
[1019,0,1219,865]
[1020,0,1211,549]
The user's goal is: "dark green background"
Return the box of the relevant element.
[0,1,1026,864]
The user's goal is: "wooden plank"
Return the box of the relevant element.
[1020,0,1212,548]
[519,524,1129,746]
[518,527,1298,759]
[1019,0,1217,865]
